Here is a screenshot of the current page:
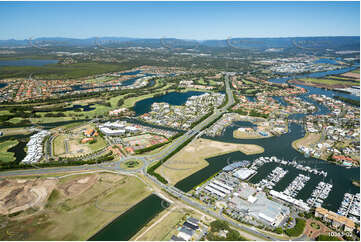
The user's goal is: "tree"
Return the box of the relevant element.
[274,227,283,234]
[210,220,229,232]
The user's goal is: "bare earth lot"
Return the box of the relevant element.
[156,138,264,185]
[0,172,151,241]
[292,133,321,150]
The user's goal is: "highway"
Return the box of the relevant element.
[0,75,284,241]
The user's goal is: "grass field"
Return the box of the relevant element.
[0,127,31,137]
[156,138,264,185]
[53,134,66,156]
[0,139,19,163]
[0,172,151,241]
[298,78,358,87]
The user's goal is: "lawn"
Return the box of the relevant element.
[310,222,320,230]
[0,139,18,163]
[53,134,66,156]
[87,136,107,152]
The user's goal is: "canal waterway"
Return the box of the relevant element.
[313,58,340,65]
[133,91,206,116]
[88,194,168,241]
[175,64,360,214]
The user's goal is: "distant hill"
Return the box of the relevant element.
[0,36,359,51]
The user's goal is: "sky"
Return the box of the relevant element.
[0,1,359,40]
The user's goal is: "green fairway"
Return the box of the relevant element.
[0,139,19,163]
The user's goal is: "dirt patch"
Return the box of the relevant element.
[341,72,360,79]
[157,138,264,185]
[0,178,56,215]
[292,133,321,149]
[58,174,97,197]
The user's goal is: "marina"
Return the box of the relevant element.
[256,166,288,190]
[307,182,333,208]
[337,193,360,224]
[251,156,327,177]
[283,174,310,198]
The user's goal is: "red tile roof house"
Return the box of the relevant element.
[332,155,355,166]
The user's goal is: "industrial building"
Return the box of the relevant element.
[99,121,139,136]
[229,183,290,227]
[232,168,256,180]
[270,190,310,211]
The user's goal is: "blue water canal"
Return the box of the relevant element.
[133,91,206,116]
[88,194,168,241]
[175,64,360,214]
